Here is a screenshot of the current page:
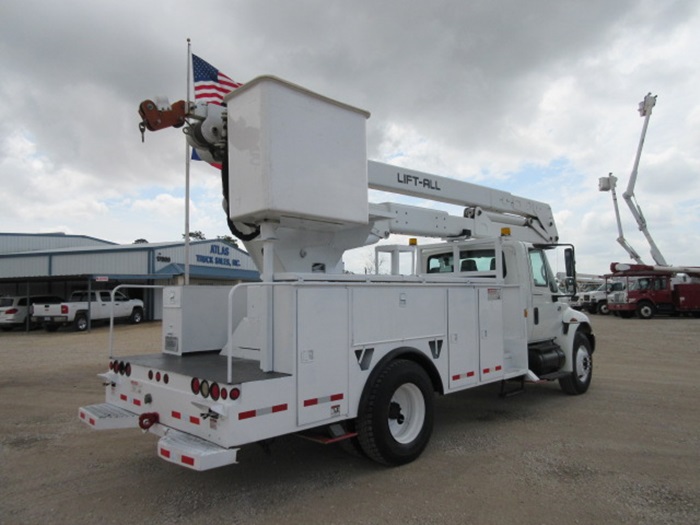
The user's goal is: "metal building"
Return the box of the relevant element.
[0,233,260,323]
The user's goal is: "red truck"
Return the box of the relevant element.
[607,263,700,319]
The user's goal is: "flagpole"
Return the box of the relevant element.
[184,38,192,286]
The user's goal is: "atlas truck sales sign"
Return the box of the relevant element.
[195,244,241,268]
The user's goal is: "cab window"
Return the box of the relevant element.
[529,249,558,292]
[427,253,454,273]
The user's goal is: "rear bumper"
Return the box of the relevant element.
[32,315,68,323]
[78,402,239,471]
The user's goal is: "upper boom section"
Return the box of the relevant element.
[369,161,558,243]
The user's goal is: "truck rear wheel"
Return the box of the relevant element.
[559,333,592,395]
[74,313,88,332]
[357,359,434,466]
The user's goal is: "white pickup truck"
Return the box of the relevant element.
[31,290,144,332]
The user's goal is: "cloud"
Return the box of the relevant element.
[1,0,699,275]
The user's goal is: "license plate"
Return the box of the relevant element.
[44,317,51,321]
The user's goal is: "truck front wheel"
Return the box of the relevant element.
[597,302,609,315]
[130,307,144,324]
[357,359,434,466]
[559,333,592,395]
[636,302,655,320]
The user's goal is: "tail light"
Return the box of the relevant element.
[5,308,18,315]
[200,380,210,398]
[191,377,239,400]
[210,383,220,401]
[61,305,69,314]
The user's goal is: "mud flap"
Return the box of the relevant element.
[79,403,139,430]
[157,428,239,471]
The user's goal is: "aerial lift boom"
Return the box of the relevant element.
[599,93,668,266]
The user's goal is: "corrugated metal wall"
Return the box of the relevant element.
[51,250,150,276]
[0,233,114,255]
[0,256,50,278]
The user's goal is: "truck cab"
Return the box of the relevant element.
[415,237,575,345]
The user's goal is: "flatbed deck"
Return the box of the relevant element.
[122,352,289,385]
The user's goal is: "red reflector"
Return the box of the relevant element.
[80,411,85,419]
[133,399,142,406]
[495,365,502,371]
[172,411,181,419]
[330,393,344,401]
[191,377,200,395]
[120,394,127,401]
[181,455,195,466]
[467,371,475,377]
[452,374,460,381]
[160,448,171,458]
[483,368,490,374]
[304,398,318,407]
[189,416,200,425]
[239,410,256,420]
[89,418,96,425]
[272,403,287,413]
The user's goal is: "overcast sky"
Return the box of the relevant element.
[1,0,699,275]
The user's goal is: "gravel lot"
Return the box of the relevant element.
[1,315,699,525]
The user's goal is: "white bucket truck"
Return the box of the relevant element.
[81,77,594,470]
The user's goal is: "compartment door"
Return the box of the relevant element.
[296,287,349,426]
[447,288,480,389]
[479,287,505,382]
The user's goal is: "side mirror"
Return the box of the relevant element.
[565,247,576,296]
[565,247,575,278]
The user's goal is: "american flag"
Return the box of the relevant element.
[192,54,241,105]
